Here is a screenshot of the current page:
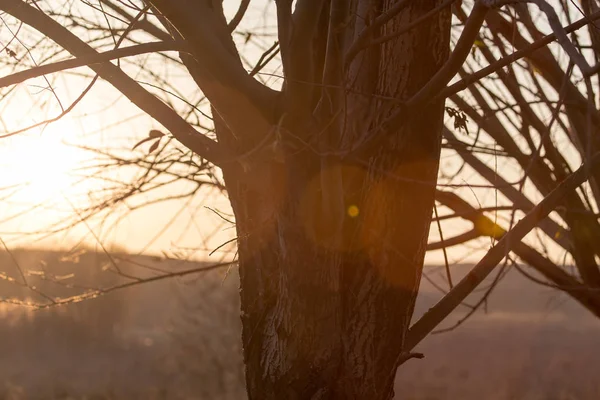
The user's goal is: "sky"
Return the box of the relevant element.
[0,0,588,268]
[0,2,252,263]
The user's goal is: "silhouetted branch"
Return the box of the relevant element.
[407,152,600,351]
[0,41,186,89]
[1,0,224,164]
[440,9,600,99]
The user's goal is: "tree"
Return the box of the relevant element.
[1,0,600,399]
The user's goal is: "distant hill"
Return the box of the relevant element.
[0,248,598,399]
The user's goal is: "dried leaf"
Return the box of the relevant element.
[149,129,164,139]
[133,130,164,151]
[149,140,160,153]
[446,106,469,135]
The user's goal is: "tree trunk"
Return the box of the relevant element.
[218,1,452,398]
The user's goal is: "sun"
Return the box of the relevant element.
[0,118,88,202]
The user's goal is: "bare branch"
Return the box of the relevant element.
[0,41,186,89]
[439,9,600,99]
[407,151,600,351]
[407,0,492,107]
[228,0,251,32]
[1,0,224,164]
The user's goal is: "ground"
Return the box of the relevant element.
[0,250,598,399]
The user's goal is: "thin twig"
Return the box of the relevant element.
[406,151,600,351]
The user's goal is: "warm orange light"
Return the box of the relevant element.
[1,118,88,201]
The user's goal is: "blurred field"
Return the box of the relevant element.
[0,249,598,399]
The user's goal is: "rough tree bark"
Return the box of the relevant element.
[216,2,451,398]
[147,0,451,398]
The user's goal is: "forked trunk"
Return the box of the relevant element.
[219,1,452,398]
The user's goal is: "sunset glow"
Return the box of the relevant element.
[0,118,87,200]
